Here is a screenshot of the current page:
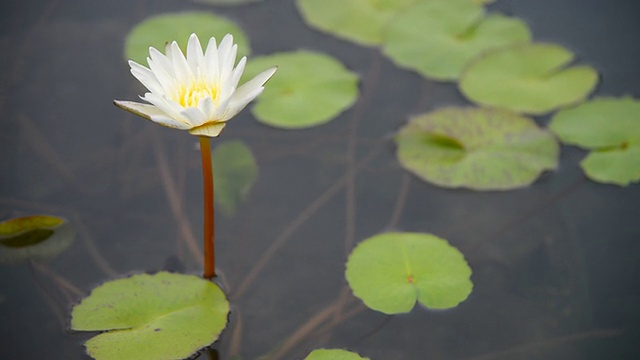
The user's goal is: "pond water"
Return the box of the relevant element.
[1,0,640,359]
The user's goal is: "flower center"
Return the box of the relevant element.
[176,80,218,108]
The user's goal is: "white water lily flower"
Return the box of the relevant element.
[115,33,276,137]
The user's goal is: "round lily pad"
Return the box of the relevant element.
[124,12,250,65]
[71,272,229,360]
[459,43,599,114]
[383,0,531,81]
[549,97,640,186]
[243,51,359,129]
[305,349,371,360]
[0,215,75,265]
[296,0,416,46]
[346,232,472,314]
[212,140,258,216]
[395,107,559,190]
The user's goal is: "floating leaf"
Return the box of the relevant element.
[459,43,599,114]
[549,97,640,186]
[346,232,472,314]
[395,107,559,190]
[125,12,250,65]
[305,349,371,360]
[212,141,258,216]
[71,272,229,360]
[243,51,359,129]
[296,0,416,46]
[383,0,530,81]
[0,215,75,265]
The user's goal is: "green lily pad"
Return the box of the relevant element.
[243,51,359,129]
[395,107,559,190]
[383,0,530,81]
[549,97,640,186]
[305,349,371,360]
[71,272,229,360]
[346,232,472,314]
[459,43,599,114]
[296,0,416,46]
[212,141,258,216]
[124,12,250,65]
[0,215,75,265]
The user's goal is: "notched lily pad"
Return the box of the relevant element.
[459,43,599,114]
[243,51,359,129]
[0,215,75,265]
[212,141,258,216]
[305,348,371,360]
[125,12,250,65]
[346,232,472,314]
[383,0,530,81]
[296,0,416,46]
[395,107,559,190]
[550,97,640,186]
[71,272,229,360]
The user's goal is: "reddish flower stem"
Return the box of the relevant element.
[199,136,216,279]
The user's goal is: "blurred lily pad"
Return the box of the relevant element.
[305,349,371,360]
[71,272,229,360]
[549,97,640,186]
[0,215,75,265]
[296,0,416,46]
[459,43,599,114]
[346,232,472,314]
[243,51,359,129]
[125,12,250,64]
[212,141,258,216]
[383,0,530,81]
[395,107,559,190]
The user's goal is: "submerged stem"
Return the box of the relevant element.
[199,136,216,279]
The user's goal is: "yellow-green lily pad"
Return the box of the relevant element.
[243,51,359,129]
[346,232,472,314]
[124,12,250,65]
[383,0,530,81]
[71,272,229,360]
[305,349,371,360]
[0,215,75,265]
[459,43,599,114]
[395,107,559,190]
[549,97,640,186]
[213,140,258,216]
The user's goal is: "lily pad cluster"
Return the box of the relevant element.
[549,97,640,185]
[346,232,473,314]
[71,272,229,360]
[395,107,559,190]
[305,349,371,360]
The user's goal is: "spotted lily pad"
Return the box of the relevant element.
[243,51,359,129]
[71,272,229,360]
[305,349,371,360]
[383,0,530,81]
[460,43,599,114]
[549,97,640,186]
[395,107,559,190]
[346,232,472,314]
[0,215,75,265]
[125,12,250,65]
[212,141,258,216]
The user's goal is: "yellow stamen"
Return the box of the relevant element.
[176,80,218,108]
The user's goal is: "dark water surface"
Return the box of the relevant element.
[1,0,640,359]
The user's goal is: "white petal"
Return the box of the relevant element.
[217,35,235,75]
[143,93,187,123]
[113,100,191,129]
[204,37,220,83]
[180,107,207,127]
[148,47,174,78]
[211,96,233,121]
[223,86,264,121]
[232,66,277,103]
[129,61,163,94]
[229,56,247,92]
[198,96,216,120]
[188,122,227,137]
[169,41,192,84]
[186,33,204,75]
